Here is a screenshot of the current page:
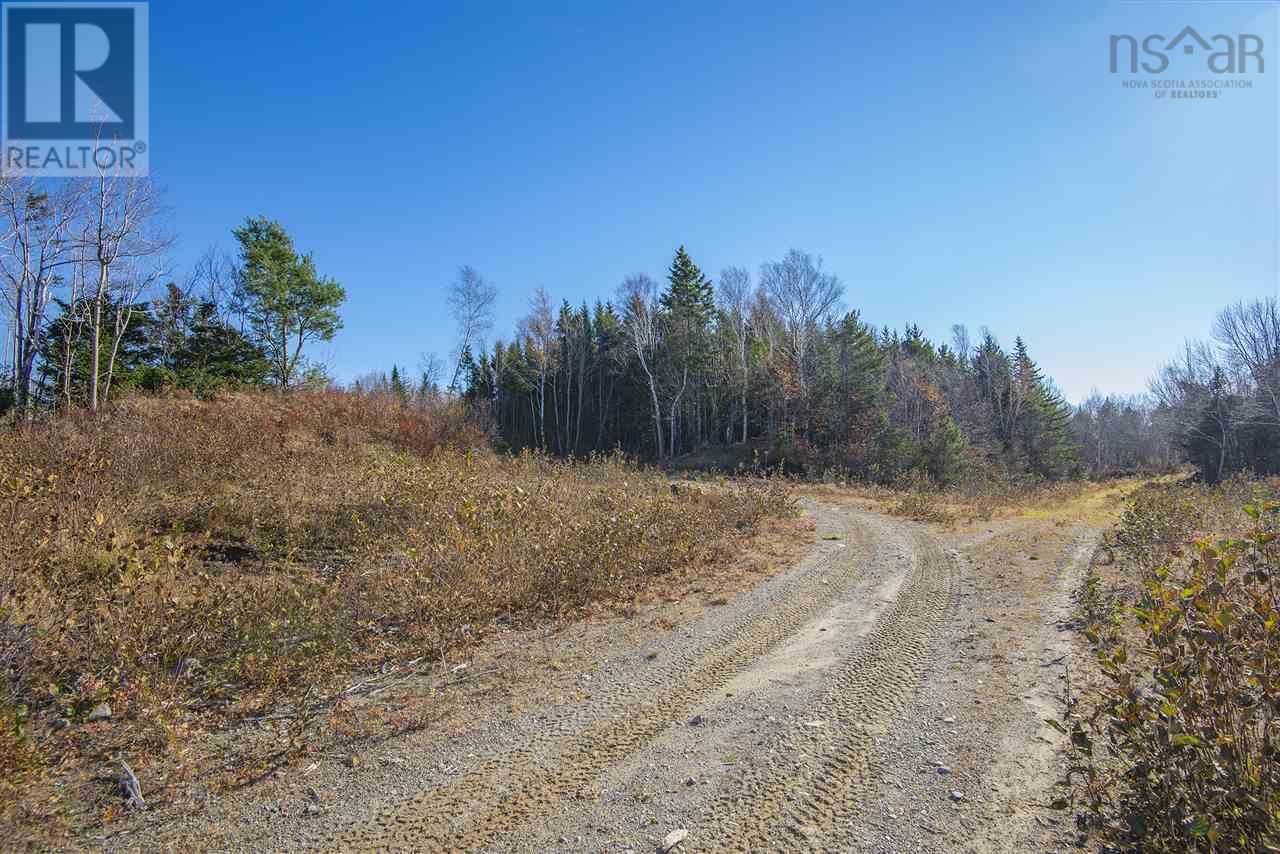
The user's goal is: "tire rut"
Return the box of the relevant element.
[316,503,888,851]
[695,515,960,852]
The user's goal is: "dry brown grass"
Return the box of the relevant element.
[845,473,1094,526]
[0,390,792,844]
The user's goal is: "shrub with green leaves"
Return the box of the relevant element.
[1065,487,1279,852]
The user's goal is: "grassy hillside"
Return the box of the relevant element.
[0,391,791,841]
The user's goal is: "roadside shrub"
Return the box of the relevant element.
[0,390,792,840]
[1065,483,1279,852]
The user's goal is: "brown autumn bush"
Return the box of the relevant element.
[888,489,952,524]
[882,467,1089,525]
[1064,480,1280,852]
[0,389,792,840]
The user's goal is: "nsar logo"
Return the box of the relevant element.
[1110,26,1263,75]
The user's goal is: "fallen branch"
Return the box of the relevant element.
[118,760,146,811]
[248,664,498,724]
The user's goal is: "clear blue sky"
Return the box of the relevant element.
[148,0,1277,402]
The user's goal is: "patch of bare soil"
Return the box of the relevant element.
[103,485,1128,853]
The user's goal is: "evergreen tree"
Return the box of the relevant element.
[39,295,153,403]
[171,300,270,393]
[922,416,968,485]
[390,364,409,404]
[662,245,715,324]
[654,247,716,456]
[1012,337,1079,479]
[233,216,346,389]
[974,333,1016,450]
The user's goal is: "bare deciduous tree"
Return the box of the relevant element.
[55,240,92,411]
[101,257,165,405]
[185,246,241,325]
[1151,340,1237,483]
[718,265,753,444]
[619,273,664,458]
[419,351,445,397]
[519,287,555,450]
[950,323,972,365]
[0,179,84,417]
[760,249,842,395]
[447,265,497,391]
[1213,297,1280,425]
[1071,390,1174,476]
[80,165,169,411]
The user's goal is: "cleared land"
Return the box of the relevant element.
[108,481,1130,852]
[0,393,796,847]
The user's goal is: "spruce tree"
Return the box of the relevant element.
[661,246,715,324]
[656,246,716,455]
[176,301,270,392]
[1012,337,1078,479]
[390,364,408,403]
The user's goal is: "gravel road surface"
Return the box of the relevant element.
[113,492,1108,853]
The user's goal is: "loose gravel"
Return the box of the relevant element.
[109,494,1108,853]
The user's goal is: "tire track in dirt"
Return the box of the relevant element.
[847,514,1112,854]
[314,504,942,851]
[695,515,959,851]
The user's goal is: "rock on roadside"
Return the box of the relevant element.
[661,828,689,851]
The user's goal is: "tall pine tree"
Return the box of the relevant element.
[1012,337,1078,479]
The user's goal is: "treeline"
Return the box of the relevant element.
[0,170,344,415]
[350,364,444,409]
[10,185,1263,490]
[1151,297,1280,483]
[460,247,1084,483]
[1071,392,1180,477]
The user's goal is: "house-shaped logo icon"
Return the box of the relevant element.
[1165,26,1212,56]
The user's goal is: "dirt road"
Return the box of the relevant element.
[121,488,1118,852]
